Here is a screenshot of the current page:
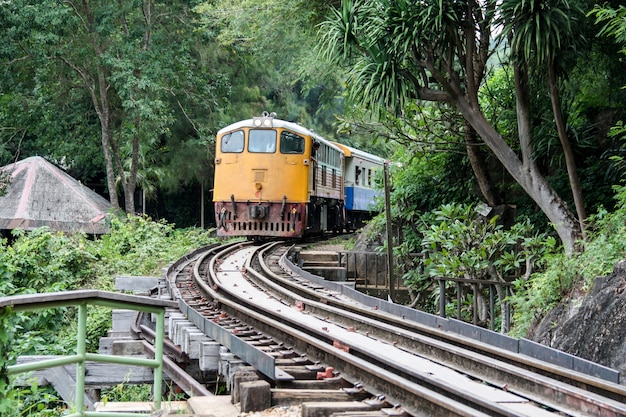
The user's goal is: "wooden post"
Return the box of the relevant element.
[439,279,446,318]
[201,179,205,229]
[384,161,395,302]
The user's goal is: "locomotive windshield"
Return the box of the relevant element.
[221,130,244,153]
[248,129,277,153]
[280,131,305,154]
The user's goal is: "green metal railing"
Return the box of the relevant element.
[1,290,178,417]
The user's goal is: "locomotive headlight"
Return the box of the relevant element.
[255,182,262,190]
[253,112,275,128]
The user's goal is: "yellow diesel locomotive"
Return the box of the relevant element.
[213,112,384,238]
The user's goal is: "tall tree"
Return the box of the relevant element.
[319,0,582,253]
[0,0,217,213]
[500,0,587,237]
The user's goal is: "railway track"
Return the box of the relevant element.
[160,241,626,417]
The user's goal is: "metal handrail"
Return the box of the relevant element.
[0,290,177,417]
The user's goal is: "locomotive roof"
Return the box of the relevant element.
[217,118,344,153]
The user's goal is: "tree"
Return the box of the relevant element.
[193,0,345,133]
[500,0,587,237]
[319,0,582,252]
[0,0,218,213]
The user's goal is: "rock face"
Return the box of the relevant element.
[528,259,626,378]
[352,222,384,252]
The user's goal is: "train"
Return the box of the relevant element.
[213,112,385,239]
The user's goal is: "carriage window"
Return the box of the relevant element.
[280,131,305,154]
[221,130,244,153]
[249,129,277,153]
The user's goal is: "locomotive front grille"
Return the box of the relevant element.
[233,221,293,232]
[215,201,305,237]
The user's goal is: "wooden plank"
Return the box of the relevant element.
[0,290,177,310]
[302,401,374,417]
[112,340,145,356]
[274,366,317,379]
[112,309,137,333]
[115,276,162,292]
[271,389,369,406]
[47,366,95,410]
[94,401,187,413]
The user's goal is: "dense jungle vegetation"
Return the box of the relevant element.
[1,0,626,413]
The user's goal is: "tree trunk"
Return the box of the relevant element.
[464,121,503,207]
[124,135,140,214]
[548,63,586,238]
[67,0,120,209]
[452,65,581,254]
[100,120,119,209]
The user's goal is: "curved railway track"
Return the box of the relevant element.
[163,241,626,417]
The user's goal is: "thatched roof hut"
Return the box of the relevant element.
[0,156,112,234]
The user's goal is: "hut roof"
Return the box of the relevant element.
[0,156,112,234]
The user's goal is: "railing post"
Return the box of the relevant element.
[439,279,446,318]
[472,283,478,326]
[374,254,379,288]
[364,253,369,287]
[76,303,87,416]
[489,285,495,331]
[153,311,164,408]
[456,282,462,320]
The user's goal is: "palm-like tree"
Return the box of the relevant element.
[500,0,587,237]
[319,0,582,253]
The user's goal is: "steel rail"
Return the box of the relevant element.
[259,243,626,407]
[186,243,545,417]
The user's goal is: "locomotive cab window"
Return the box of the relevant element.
[221,130,244,153]
[280,131,304,154]
[249,129,277,153]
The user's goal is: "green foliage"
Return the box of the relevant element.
[381,197,556,327]
[0,228,94,296]
[8,382,64,417]
[193,0,343,135]
[0,306,16,414]
[101,380,152,403]
[0,229,96,353]
[508,185,626,336]
[100,379,187,404]
[0,218,218,412]
[417,202,553,283]
[88,214,217,288]
[590,4,626,51]
[499,0,583,66]
[0,0,226,214]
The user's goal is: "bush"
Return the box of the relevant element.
[0,216,218,415]
[508,185,626,336]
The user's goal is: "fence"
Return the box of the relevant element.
[0,290,177,417]
[336,251,512,331]
[337,250,390,288]
[436,277,512,332]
